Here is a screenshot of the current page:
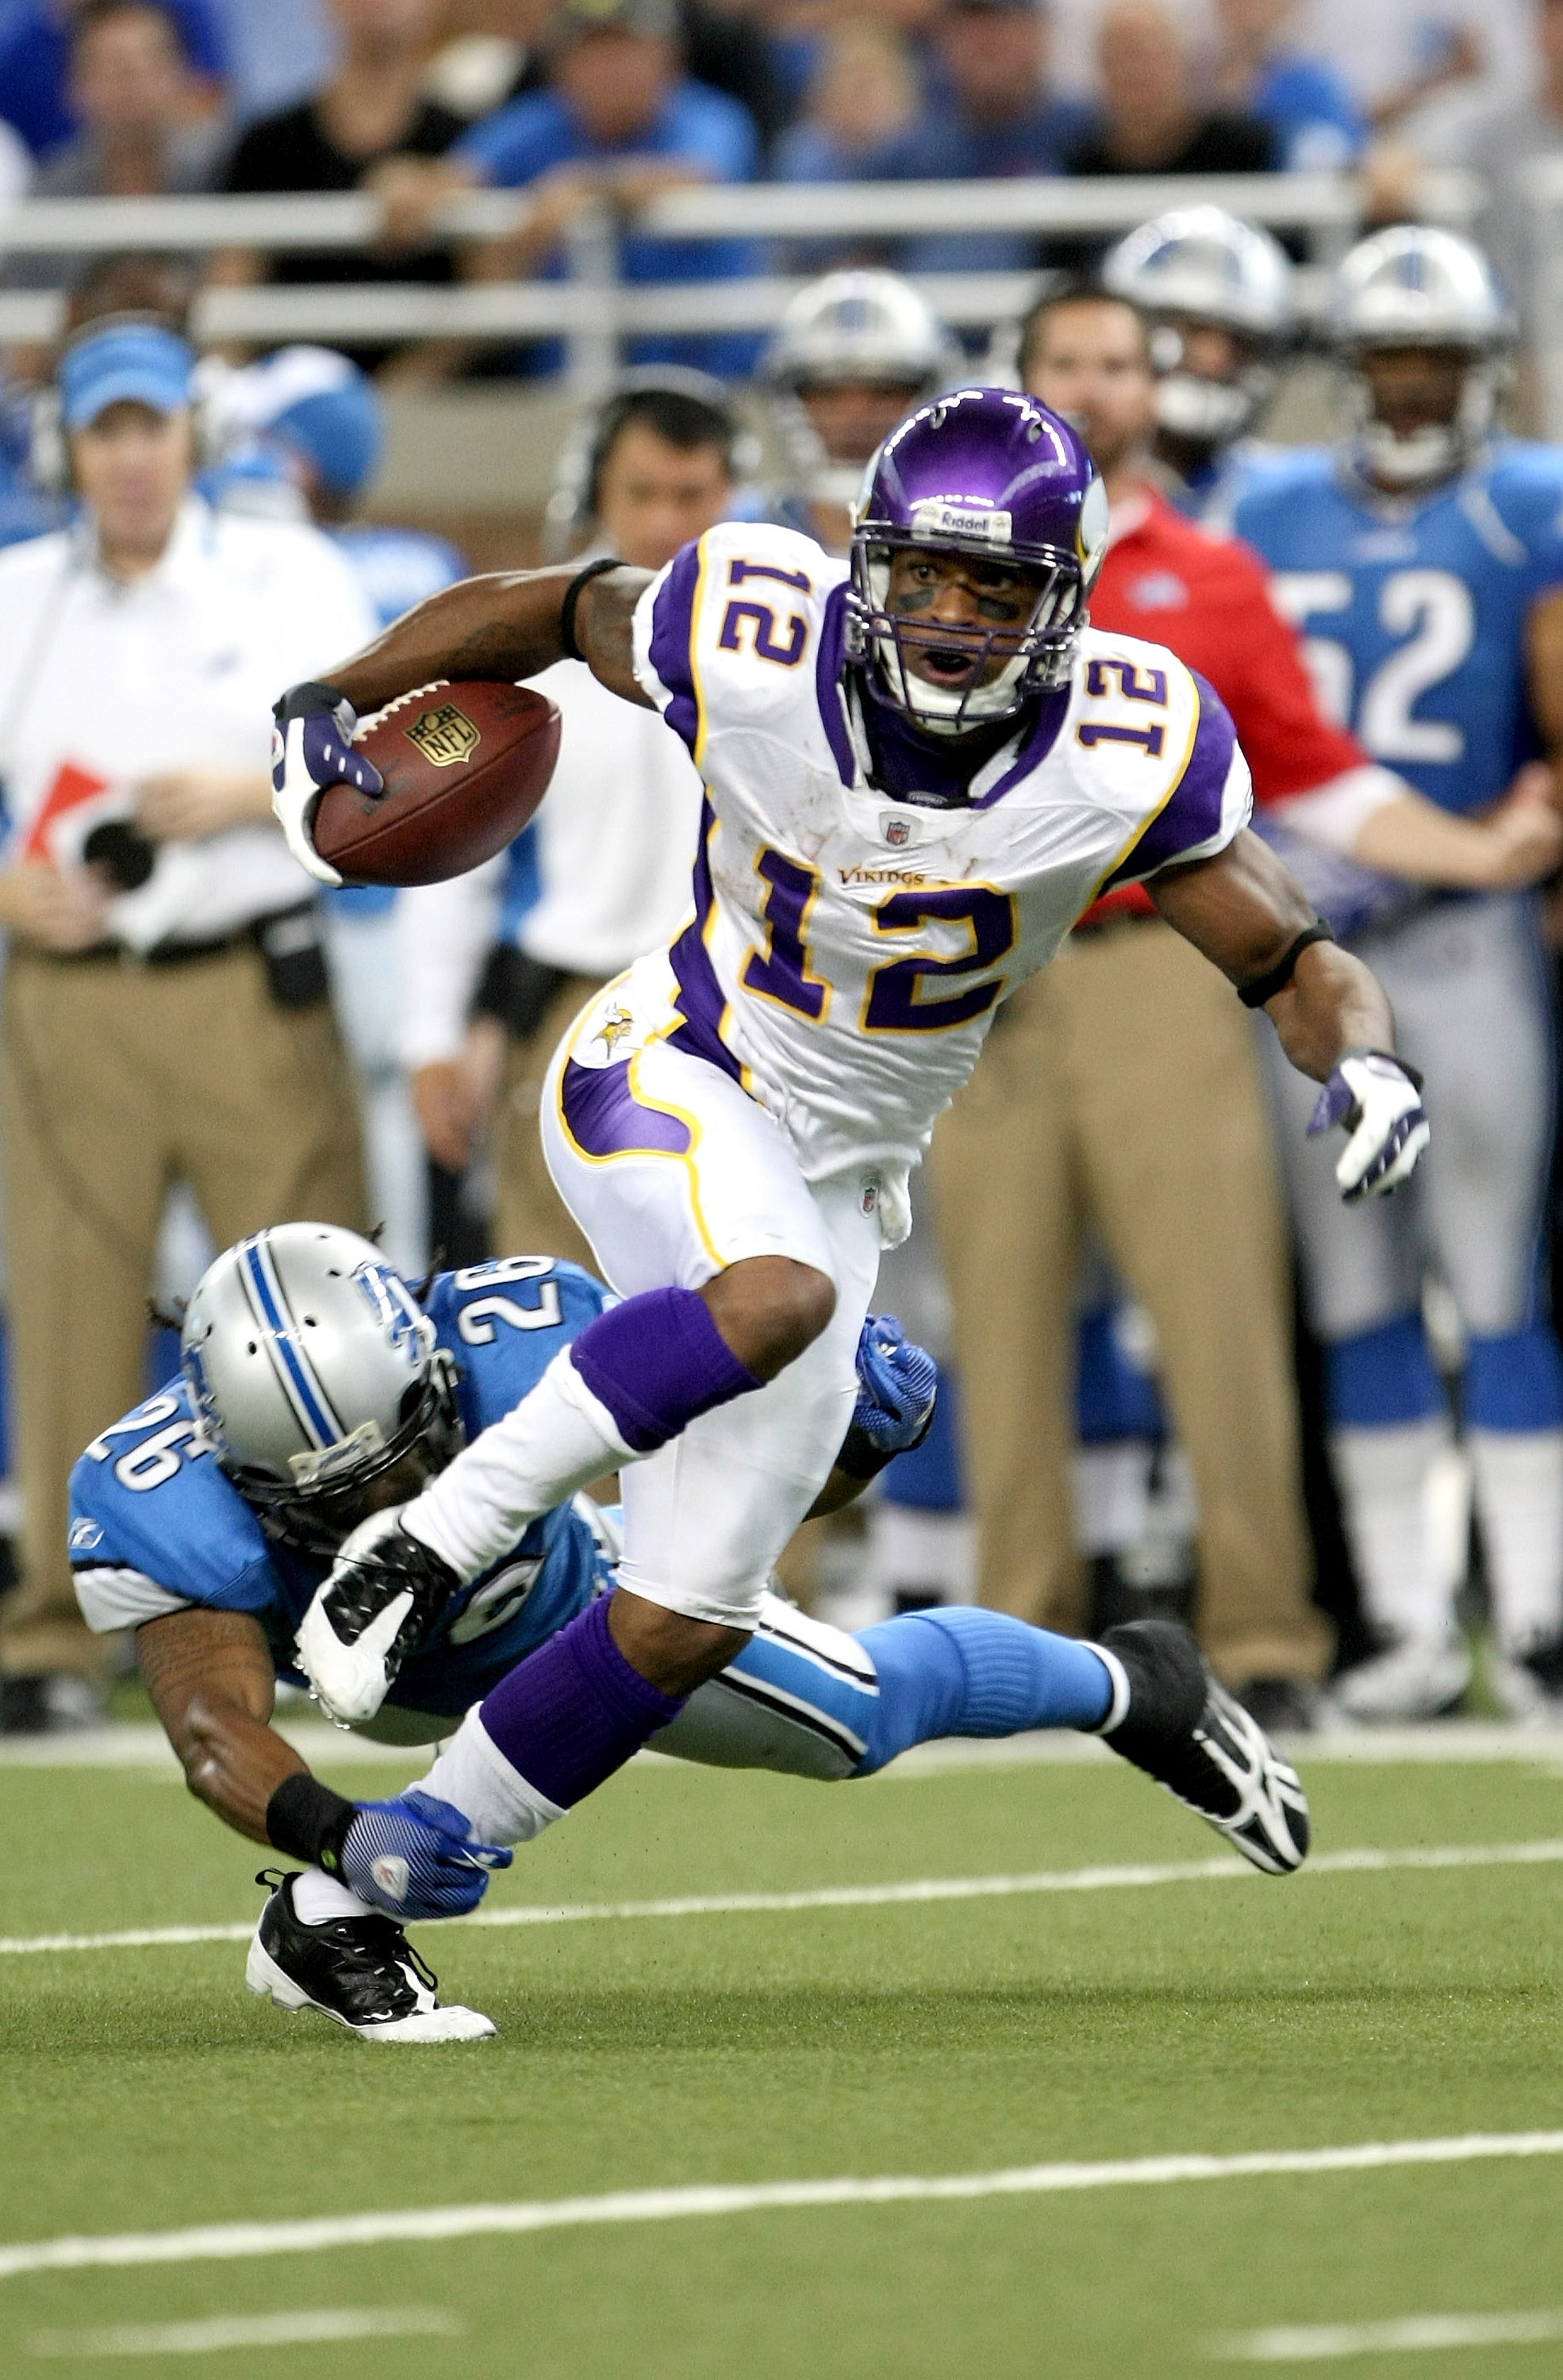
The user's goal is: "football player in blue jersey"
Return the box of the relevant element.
[1231,226,1563,1721]
[71,1223,1311,2040]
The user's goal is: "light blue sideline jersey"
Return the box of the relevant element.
[67,1258,615,1722]
[1231,440,1563,817]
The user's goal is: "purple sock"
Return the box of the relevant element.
[478,1595,685,1810]
[568,1284,759,1453]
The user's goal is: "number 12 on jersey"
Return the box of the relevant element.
[741,849,1016,1032]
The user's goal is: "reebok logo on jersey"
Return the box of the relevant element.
[67,1518,102,1553]
[371,1855,410,1904]
[911,499,1012,545]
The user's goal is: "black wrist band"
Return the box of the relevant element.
[559,557,623,664]
[1237,919,1337,1009]
[266,1772,357,1873]
[272,680,348,727]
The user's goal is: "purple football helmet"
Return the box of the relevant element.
[847,385,1108,735]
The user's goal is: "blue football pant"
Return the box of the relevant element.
[651,1591,1113,1781]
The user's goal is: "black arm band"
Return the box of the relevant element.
[559,557,624,664]
[272,680,349,727]
[1237,919,1337,1009]
[266,1772,357,1874]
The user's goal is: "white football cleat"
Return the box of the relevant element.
[247,1871,495,2043]
[1334,1634,1471,1723]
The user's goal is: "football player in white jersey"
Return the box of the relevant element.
[268,388,1424,1882]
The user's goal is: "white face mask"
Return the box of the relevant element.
[1346,355,1500,492]
[1154,370,1261,446]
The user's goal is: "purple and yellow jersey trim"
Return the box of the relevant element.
[552,981,726,1270]
[1088,666,1247,902]
[646,535,711,769]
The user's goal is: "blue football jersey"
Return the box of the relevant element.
[67,1257,615,1718]
[1231,440,1563,816]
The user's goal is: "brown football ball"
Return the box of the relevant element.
[311,680,560,888]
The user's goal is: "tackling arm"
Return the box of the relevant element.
[136,1606,305,1846]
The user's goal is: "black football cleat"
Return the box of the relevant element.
[1096,1619,1311,1875]
[245,1870,494,2042]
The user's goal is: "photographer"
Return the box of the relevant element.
[0,316,373,1730]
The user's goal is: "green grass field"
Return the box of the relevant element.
[3,1737,1563,2377]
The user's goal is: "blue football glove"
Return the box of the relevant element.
[339,1788,512,1921]
[1308,1048,1429,1203]
[848,1312,939,1463]
[271,678,383,889]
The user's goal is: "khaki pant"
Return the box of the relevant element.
[0,944,366,1679]
[490,972,605,1272]
[927,919,1330,1687]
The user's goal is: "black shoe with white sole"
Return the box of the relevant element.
[1096,1619,1311,1875]
[246,1870,495,2043]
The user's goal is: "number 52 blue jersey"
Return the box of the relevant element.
[1232,440,1563,814]
[67,1258,617,1726]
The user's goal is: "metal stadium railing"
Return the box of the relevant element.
[0,167,1488,399]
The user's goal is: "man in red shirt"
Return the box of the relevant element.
[929,283,1558,1723]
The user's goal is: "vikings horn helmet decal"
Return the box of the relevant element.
[847,386,1108,735]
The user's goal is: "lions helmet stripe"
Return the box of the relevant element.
[236,1234,344,1450]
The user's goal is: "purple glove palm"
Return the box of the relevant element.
[340,1788,512,1921]
[270,679,383,887]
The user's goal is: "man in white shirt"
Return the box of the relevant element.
[399,373,734,1271]
[0,315,375,1729]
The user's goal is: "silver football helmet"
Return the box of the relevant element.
[1102,205,1294,447]
[765,271,958,511]
[1331,225,1513,490]
[182,1223,463,1554]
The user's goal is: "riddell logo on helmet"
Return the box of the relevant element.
[911,500,1012,544]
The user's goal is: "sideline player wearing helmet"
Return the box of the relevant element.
[1101,204,1295,517]
[71,1223,1309,2040]
[762,269,956,554]
[270,386,1423,1883]
[1232,226,1563,1721]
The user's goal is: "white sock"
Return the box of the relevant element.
[291,1868,378,1926]
[1467,1428,1563,1656]
[418,1708,568,1847]
[402,1345,636,1581]
[1331,1420,1454,1645]
[1072,1441,1153,1557]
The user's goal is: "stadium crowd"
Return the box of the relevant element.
[2,0,1563,1748]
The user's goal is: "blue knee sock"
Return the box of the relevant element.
[853,1607,1113,1776]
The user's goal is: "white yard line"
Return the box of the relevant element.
[5,1720,1562,1772]
[1212,2309,1563,2360]
[26,2309,460,2359]
[3,1837,1562,1960]
[2,2134,1562,2283]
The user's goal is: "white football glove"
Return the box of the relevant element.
[294,1504,459,1727]
[1308,1049,1429,1203]
[270,680,382,889]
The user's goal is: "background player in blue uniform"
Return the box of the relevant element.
[1233,226,1563,1723]
[71,1223,1310,2040]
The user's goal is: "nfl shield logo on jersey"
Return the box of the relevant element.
[881,816,912,847]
